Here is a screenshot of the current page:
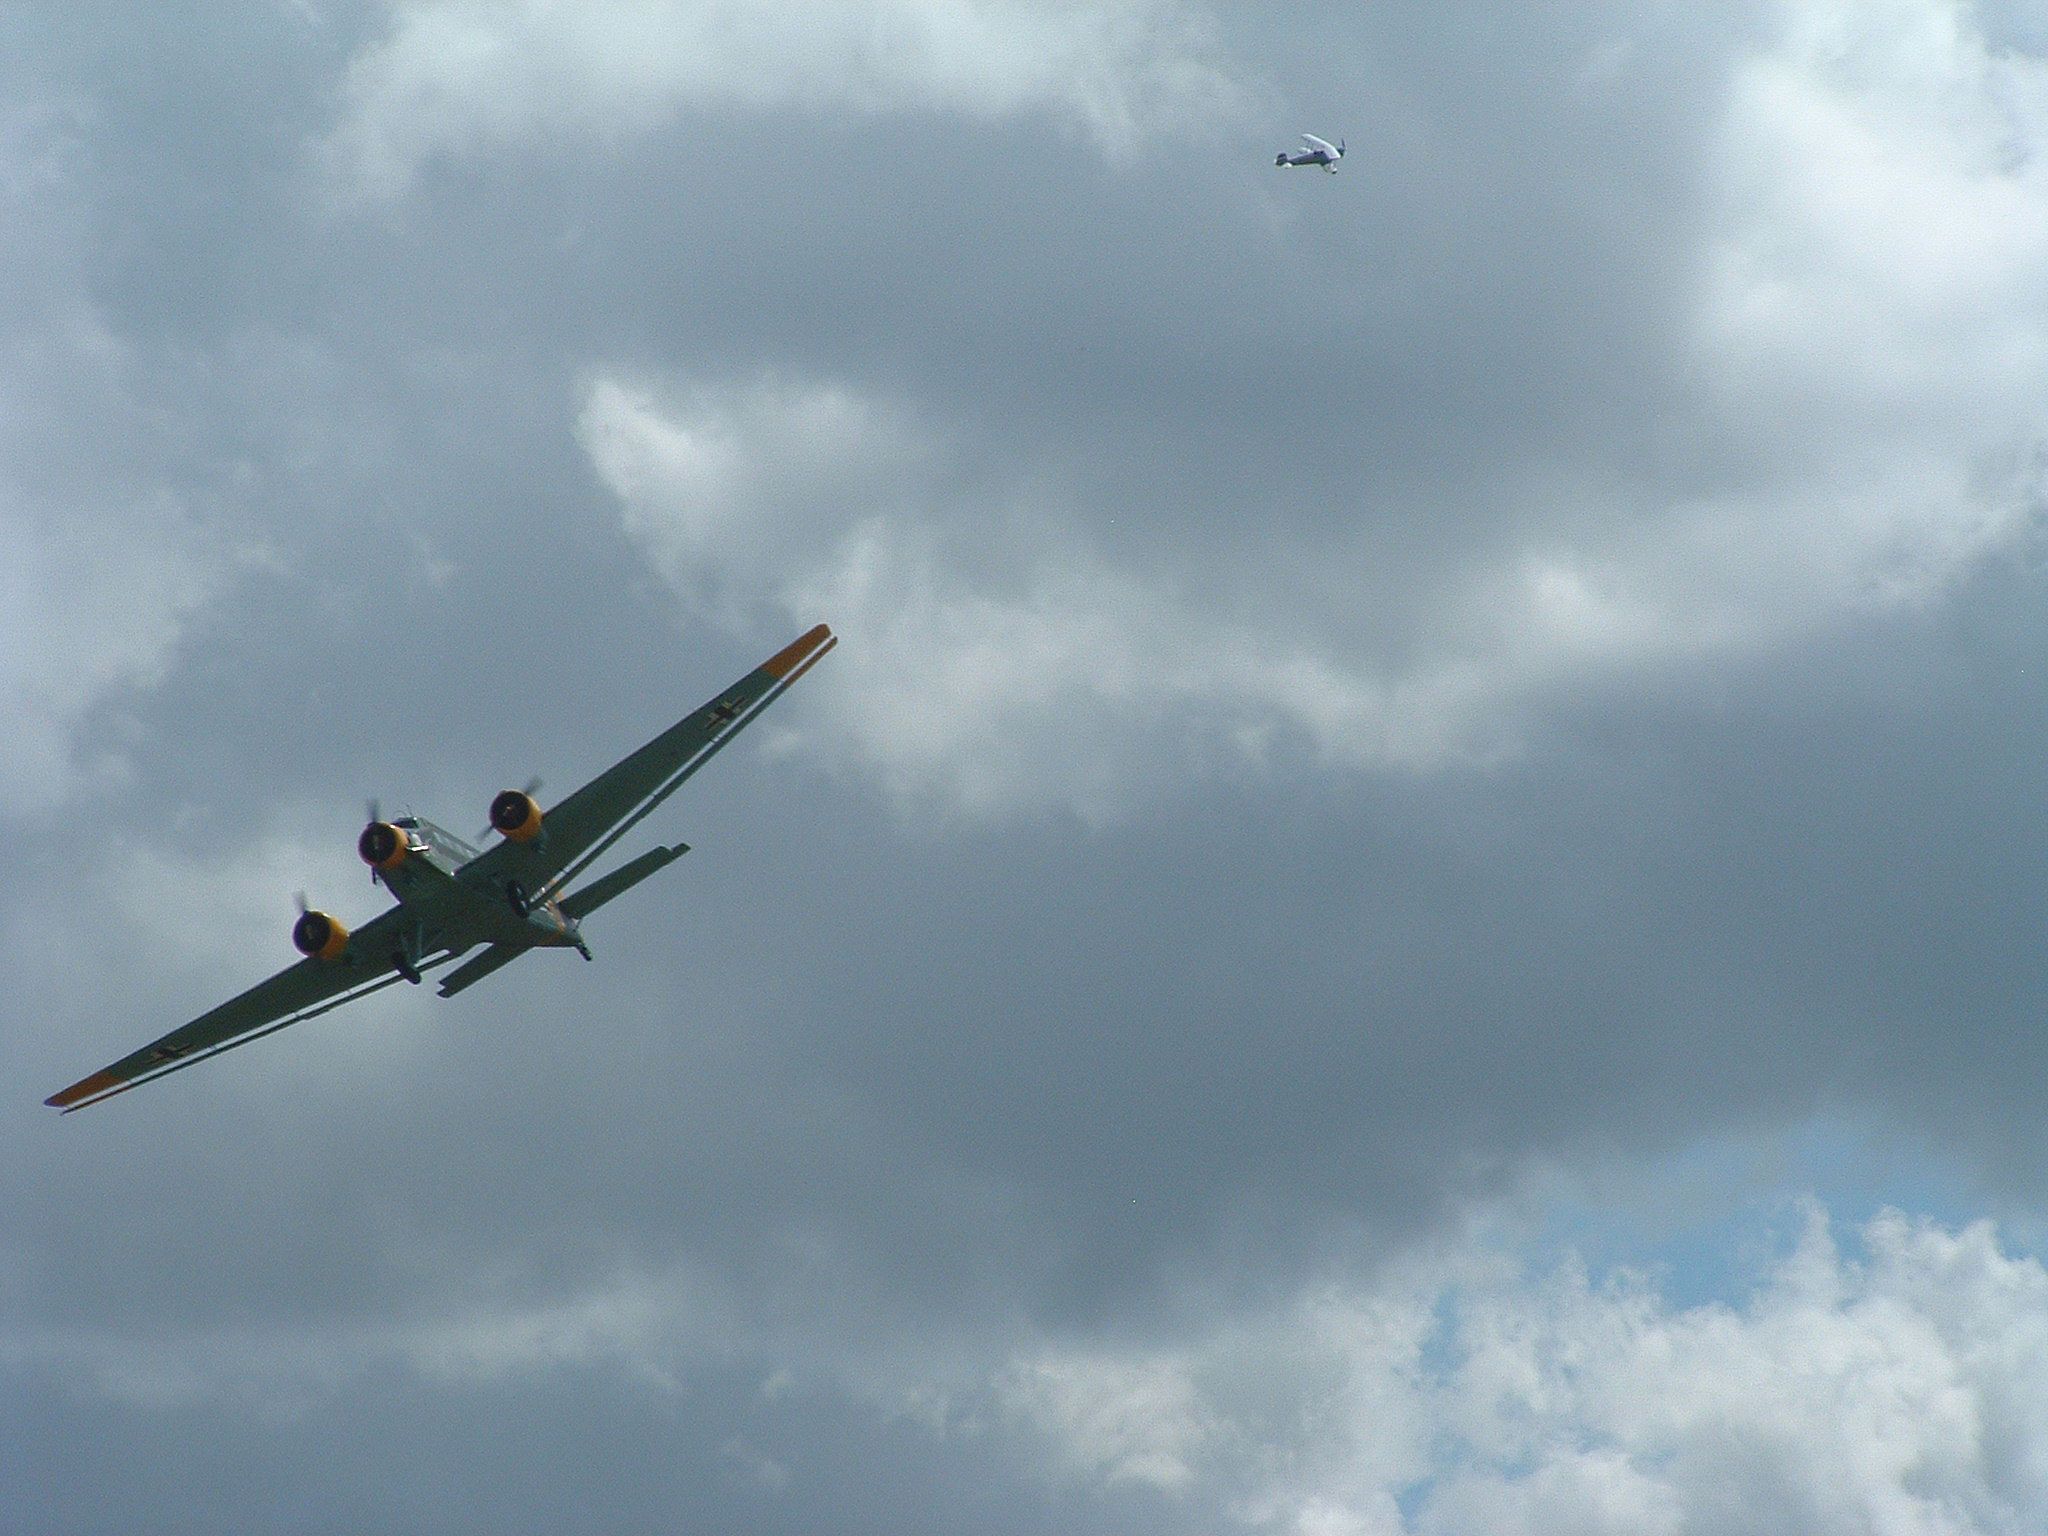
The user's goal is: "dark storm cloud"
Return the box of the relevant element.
[7,3,2048,1532]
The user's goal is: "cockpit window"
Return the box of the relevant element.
[395,816,420,829]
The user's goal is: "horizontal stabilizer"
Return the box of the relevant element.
[560,844,688,921]
[436,944,523,998]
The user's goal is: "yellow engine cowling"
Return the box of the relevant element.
[292,908,349,962]
[358,820,409,872]
[490,789,544,843]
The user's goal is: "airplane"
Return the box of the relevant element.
[45,622,837,1113]
[1275,133,1344,172]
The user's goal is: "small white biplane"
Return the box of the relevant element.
[1275,133,1345,172]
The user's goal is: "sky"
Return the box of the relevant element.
[7,1,2048,1531]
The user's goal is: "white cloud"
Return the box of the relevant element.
[1509,0,2048,696]
[995,1348,1216,1491]
[579,373,931,630]
[578,371,1512,817]
[985,1207,2048,1535]
[579,391,2032,821]
[0,108,241,819]
[1697,0,2048,536]
[0,1261,703,1413]
[0,494,223,817]
[82,821,381,982]
[324,0,1250,198]
[1709,0,2048,385]
[572,0,2048,819]
[13,1200,2045,1535]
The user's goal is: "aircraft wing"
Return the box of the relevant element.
[1302,133,1338,158]
[46,906,421,1113]
[462,623,836,903]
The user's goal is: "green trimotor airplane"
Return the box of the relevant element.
[47,623,835,1112]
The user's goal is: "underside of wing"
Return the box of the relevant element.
[46,908,423,1112]
[462,623,835,902]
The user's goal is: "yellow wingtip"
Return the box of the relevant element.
[47,1068,124,1110]
[762,623,833,680]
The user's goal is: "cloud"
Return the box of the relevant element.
[995,1349,1216,1491]
[0,1261,701,1413]
[13,1200,2044,1535]
[16,5,2048,1531]
[1707,0,2048,392]
[578,370,1505,816]
[0,494,224,817]
[1696,0,2048,535]
[557,0,2048,821]
[323,0,1251,198]
[578,372,932,628]
[0,106,244,818]
[989,1206,2048,1535]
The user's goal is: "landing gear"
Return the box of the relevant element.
[392,917,428,984]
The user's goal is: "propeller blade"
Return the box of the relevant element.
[293,890,309,915]
[479,778,544,842]
[366,797,381,826]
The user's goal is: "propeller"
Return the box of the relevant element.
[479,777,543,842]
[290,891,346,960]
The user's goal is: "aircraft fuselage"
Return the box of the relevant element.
[373,816,582,954]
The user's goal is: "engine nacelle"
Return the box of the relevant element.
[490,789,544,843]
[292,908,350,962]
[358,820,410,872]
